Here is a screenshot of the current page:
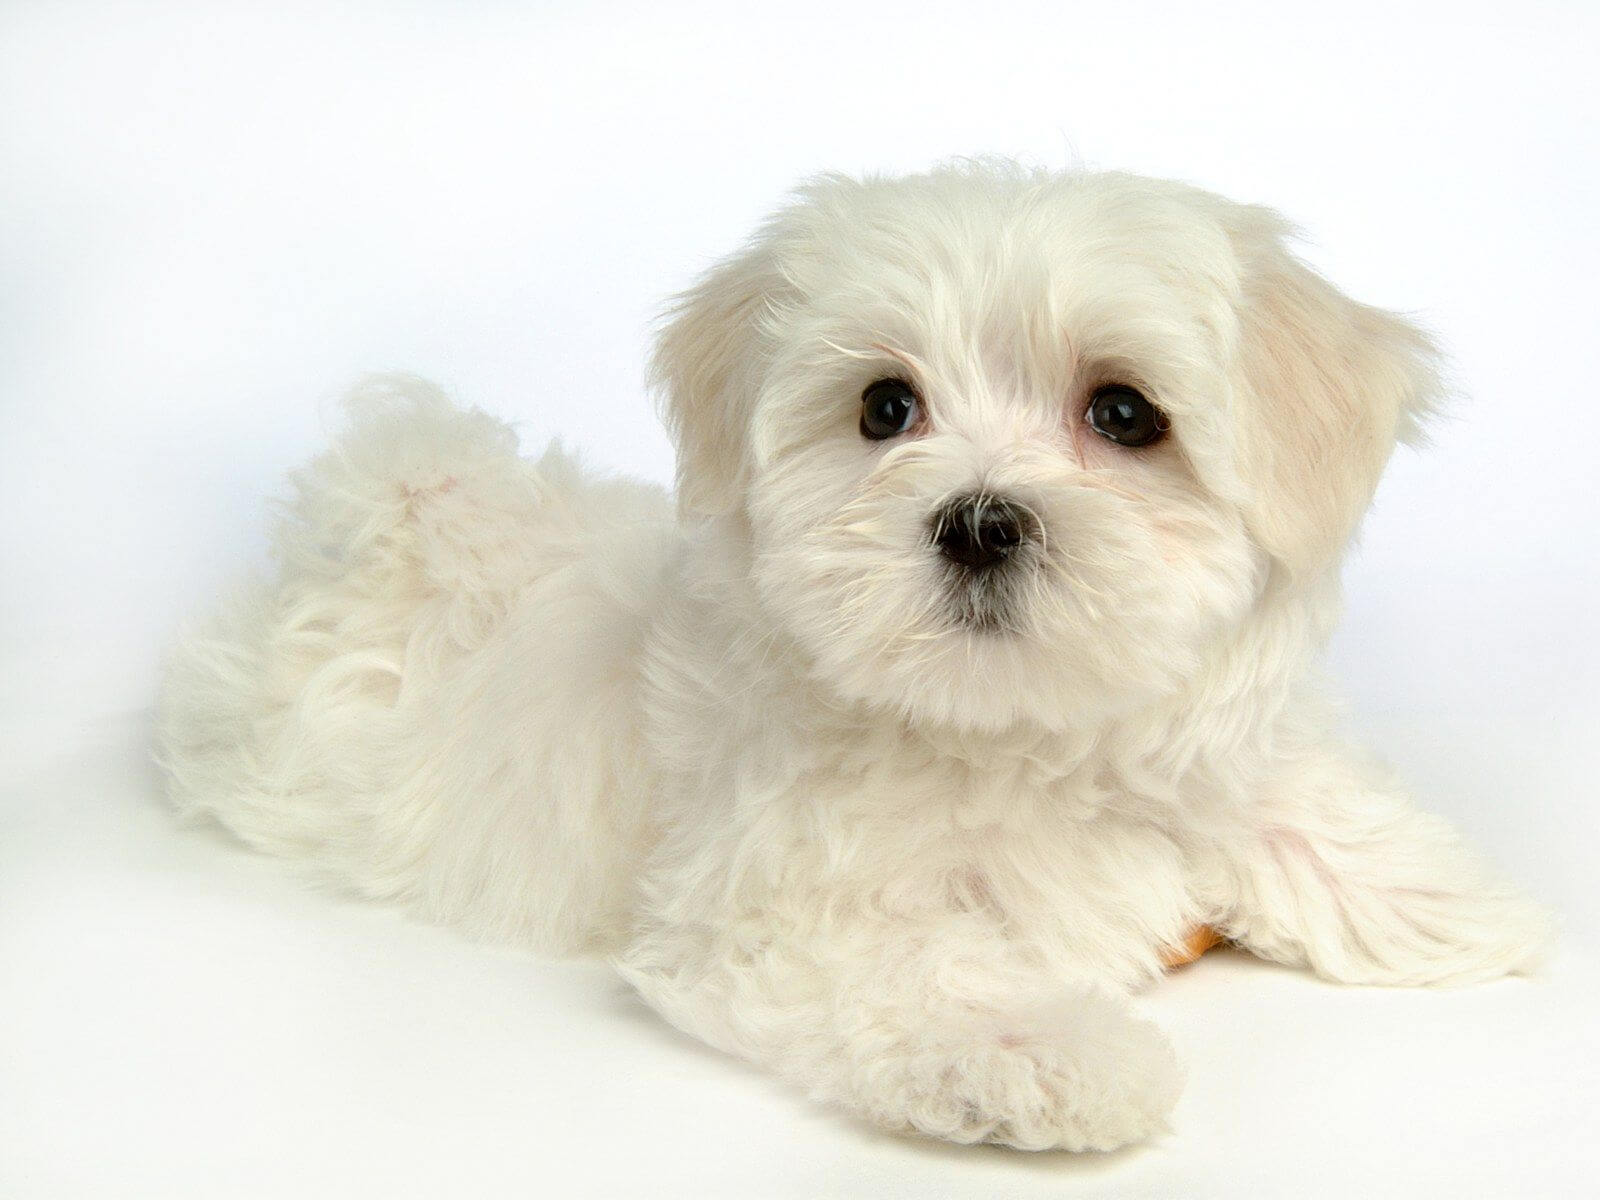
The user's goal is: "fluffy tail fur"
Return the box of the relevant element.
[156,376,675,953]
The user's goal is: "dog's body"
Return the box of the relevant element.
[158,165,1548,1151]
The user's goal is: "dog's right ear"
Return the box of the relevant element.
[651,233,789,519]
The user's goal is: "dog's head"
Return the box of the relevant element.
[653,165,1438,731]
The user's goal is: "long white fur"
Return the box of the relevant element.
[157,163,1551,1152]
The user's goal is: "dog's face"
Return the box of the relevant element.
[654,167,1438,731]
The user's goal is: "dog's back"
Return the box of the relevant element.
[155,376,677,953]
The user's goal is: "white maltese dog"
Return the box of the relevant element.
[158,163,1550,1152]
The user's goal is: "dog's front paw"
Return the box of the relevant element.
[868,990,1182,1152]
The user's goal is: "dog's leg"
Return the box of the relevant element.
[1214,740,1552,986]
[620,915,1181,1152]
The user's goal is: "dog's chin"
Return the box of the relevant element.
[792,596,1185,738]
[872,639,1142,736]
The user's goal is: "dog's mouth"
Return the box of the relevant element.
[943,562,1025,634]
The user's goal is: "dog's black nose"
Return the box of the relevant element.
[932,494,1029,569]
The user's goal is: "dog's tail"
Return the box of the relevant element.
[155,375,676,954]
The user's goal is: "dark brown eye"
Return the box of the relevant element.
[860,378,920,440]
[1087,385,1167,447]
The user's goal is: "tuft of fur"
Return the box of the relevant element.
[158,166,1551,1153]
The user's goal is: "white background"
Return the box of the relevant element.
[3,2,1597,1196]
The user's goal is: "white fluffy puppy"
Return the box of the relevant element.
[158,163,1550,1152]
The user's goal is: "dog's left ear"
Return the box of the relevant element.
[651,232,790,519]
[1223,205,1441,576]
